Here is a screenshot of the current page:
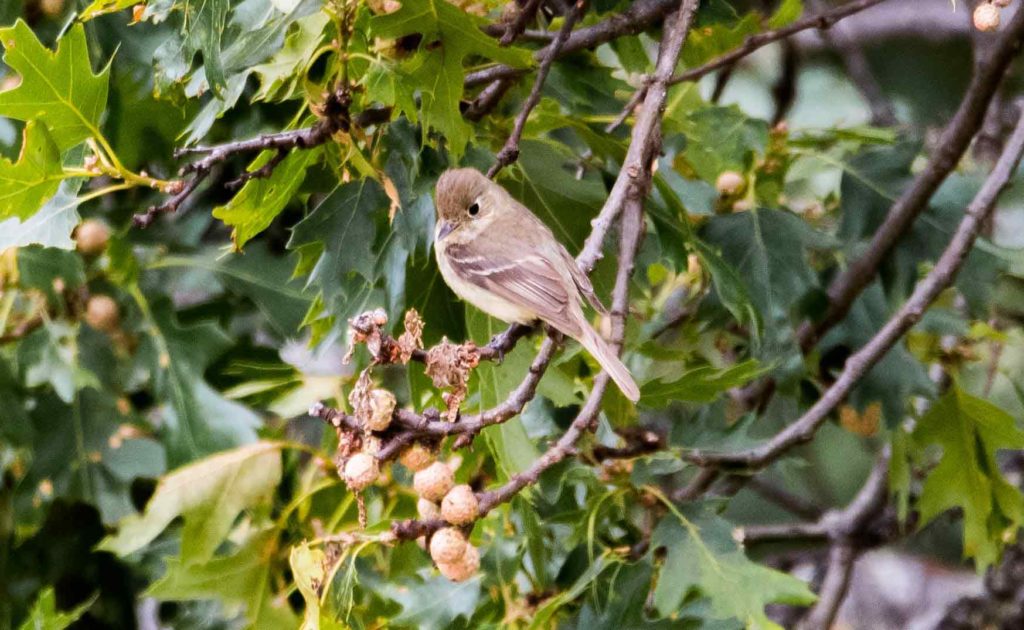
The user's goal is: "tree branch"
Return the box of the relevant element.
[797,7,1024,350]
[500,0,545,46]
[684,105,1024,470]
[578,0,700,272]
[669,0,891,86]
[133,97,392,228]
[487,0,585,179]
[611,0,890,165]
[464,0,681,88]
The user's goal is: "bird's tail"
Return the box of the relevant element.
[579,326,640,402]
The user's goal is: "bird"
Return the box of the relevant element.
[433,167,640,402]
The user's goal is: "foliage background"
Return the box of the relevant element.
[3,0,1024,628]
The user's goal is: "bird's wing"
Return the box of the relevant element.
[562,249,608,315]
[445,240,582,337]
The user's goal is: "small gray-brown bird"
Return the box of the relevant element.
[434,168,640,402]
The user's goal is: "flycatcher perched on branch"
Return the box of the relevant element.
[434,168,640,402]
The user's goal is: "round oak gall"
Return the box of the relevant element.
[40,0,65,18]
[413,461,454,501]
[75,220,110,255]
[365,389,396,431]
[85,295,120,332]
[437,543,480,582]
[399,443,436,471]
[715,170,745,196]
[441,484,479,526]
[429,526,467,565]
[343,452,379,491]
[974,3,1000,31]
[417,497,441,520]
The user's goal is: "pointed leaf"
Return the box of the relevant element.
[99,441,283,563]
[913,386,1024,571]
[0,121,64,220]
[0,21,109,151]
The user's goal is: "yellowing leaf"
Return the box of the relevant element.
[0,21,110,151]
[99,441,283,564]
[0,121,64,220]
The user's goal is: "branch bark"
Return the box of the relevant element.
[797,7,1024,350]
[685,104,1024,470]
[487,0,585,179]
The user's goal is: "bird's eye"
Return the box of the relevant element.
[468,203,479,216]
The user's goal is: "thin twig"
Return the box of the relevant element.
[578,0,699,272]
[501,0,545,46]
[134,102,391,228]
[464,0,681,88]
[684,105,1024,470]
[487,0,586,179]
[670,0,890,86]
[797,543,856,630]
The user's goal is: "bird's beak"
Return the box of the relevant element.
[436,220,454,240]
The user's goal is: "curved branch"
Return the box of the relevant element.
[684,106,1024,470]
[487,0,585,179]
[668,0,891,87]
[797,7,1024,350]
[464,0,680,88]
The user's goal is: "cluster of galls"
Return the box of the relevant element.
[335,387,482,581]
[413,460,481,581]
[974,0,1013,32]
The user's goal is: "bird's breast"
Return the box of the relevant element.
[435,240,536,324]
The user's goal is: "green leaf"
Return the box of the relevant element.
[529,552,618,629]
[0,21,110,151]
[913,386,1024,571]
[150,245,312,337]
[18,323,99,403]
[147,301,261,464]
[18,588,96,630]
[212,145,322,249]
[81,0,138,19]
[768,0,803,28]
[0,121,64,220]
[640,360,765,408]
[672,105,769,182]
[370,0,532,156]
[185,0,230,95]
[147,530,298,629]
[703,207,834,363]
[99,441,283,563]
[377,573,481,630]
[288,179,389,342]
[465,309,541,479]
[651,506,816,627]
[252,12,330,102]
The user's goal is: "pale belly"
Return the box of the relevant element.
[436,244,536,324]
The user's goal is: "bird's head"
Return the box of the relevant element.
[435,168,492,240]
